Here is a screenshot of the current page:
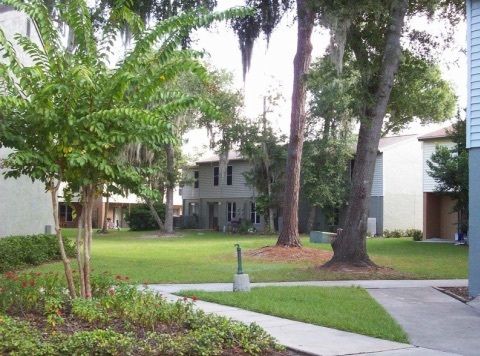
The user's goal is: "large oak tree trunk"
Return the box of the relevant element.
[276,0,314,247]
[325,0,408,266]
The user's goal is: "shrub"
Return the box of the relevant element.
[406,229,424,241]
[382,229,403,238]
[125,202,165,231]
[0,272,284,355]
[0,234,75,273]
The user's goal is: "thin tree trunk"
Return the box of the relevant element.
[76,208,85,298]
[100,193,110,233]
[262,97,276,233]
[82,184,95,298]
[325,0,408,266]
[276,0,314,247]
[49,176,76,299]
[164,143,175,234]
[307,205,317,233]
[146,197,165,231]
[268,208,276,234]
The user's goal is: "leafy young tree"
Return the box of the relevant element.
[236,101,288,233]
[302,56,356,233]
[0,0,246,297]
[427,118,468,234]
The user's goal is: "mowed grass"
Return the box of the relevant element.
[181,286,409,343]
[29,229,468,283]
[25,229,467,343]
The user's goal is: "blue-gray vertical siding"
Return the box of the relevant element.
[468,0,480,297]
[468,0,480,149]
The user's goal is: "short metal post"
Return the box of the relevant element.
[235,244,243,274]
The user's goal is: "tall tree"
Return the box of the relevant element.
[233,0,462,254]
[324,0,461,267]
[236,111,288,233]
[302,55,356,232]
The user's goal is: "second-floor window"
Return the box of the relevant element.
[213,167,219,186]
[194,170,199,188]
[227,202,236,221]
[227,165,233,185]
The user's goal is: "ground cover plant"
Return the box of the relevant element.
[14,229,468,346]
[0,271,285,355]
[180,286,409,343]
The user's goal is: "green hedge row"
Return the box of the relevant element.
[0,234,75,273]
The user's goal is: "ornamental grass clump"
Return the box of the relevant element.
[0,271,285,355]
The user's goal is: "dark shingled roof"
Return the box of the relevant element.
[417,125,453,141]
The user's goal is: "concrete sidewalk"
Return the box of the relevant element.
[148,279,477,356]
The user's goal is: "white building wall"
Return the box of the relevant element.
[0,8,54,237]
[422,138,456,192]
[0,148,54,237]
[382,138,423,230]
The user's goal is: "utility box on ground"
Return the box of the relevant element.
[310,231,336,244]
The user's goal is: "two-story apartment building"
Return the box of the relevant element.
[183,134,426,235]
[0,6,54,238]
[182,152,264,232]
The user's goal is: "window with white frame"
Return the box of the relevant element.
[250,202,260,224]
[227,202,236,222]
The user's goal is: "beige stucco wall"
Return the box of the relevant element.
[382,138,423,231]
[440,195,458,239]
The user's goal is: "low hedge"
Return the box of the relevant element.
[0,234,75,273]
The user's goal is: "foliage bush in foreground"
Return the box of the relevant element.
[0,271,284,355]
[0,234,75,273]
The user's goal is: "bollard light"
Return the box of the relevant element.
[234,244,243,275]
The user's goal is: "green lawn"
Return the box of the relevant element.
[181,286,409,343]
[30,229,468,284]
[23,229,467,343]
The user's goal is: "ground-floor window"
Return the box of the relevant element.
[59,204,73,222]
[250,202,260,224]
[188,202,198,215]
[227,202,236,222]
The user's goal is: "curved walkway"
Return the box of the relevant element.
[148,279,479,356]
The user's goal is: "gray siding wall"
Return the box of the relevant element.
[197,160,257,199]
[422,139,455,192]
[468,0,480,148]
[371,155,383,197]
[369,196,384,234]
[181,170,199,200]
